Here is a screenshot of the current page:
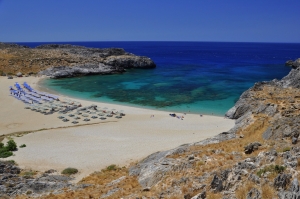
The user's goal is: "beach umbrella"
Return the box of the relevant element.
[82,114,89,117]
[91,104,97,107]
[74,116,81,120]
[72,121,78,124]
[100,117,106,120]
[83,118,90,121]
[58,116,64,119]
[62,118,69,122]
[91,116,98,119]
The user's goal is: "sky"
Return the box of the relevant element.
[0,0,300,43]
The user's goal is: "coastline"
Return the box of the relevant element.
[0,76,235,181]
[38,77,229,117]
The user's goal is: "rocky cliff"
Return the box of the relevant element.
[0,42,156,78]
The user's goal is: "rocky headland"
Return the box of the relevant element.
[2,56,300,198]
[0,42,156,78]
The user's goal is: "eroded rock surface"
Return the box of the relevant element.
[0,42,156,78]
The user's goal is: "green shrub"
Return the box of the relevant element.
[20,144,26,148]
[0,143,4,148]
[282,147,291,152]
[0,140,18,158]
[6,140,17,151]
[61,167,78,175]
[257,164,286,177]
[106,164,117,171]
[0,151,13,158]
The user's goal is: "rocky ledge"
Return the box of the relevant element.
[0,42,156,78]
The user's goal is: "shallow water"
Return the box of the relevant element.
[19,42,300,116]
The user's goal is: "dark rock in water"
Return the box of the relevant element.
[244,142,261,154]
[274,173,292,190]
[210,175,223,192]
[246,188,261,199]
[285,58,300,69]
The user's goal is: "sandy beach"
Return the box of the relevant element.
[0,76,235,180]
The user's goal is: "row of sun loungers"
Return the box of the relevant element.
[10,82,125,124]
[10,82,60,105]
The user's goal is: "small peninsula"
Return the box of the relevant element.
[0,43,156,78]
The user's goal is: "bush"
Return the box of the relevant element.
[61,167,78,175]
[257,164,285,177]
[0,143,4,148]
[20,144,26,148]
[6,140,17,151]
[106,164,117,171]
[0,151,13,158]
[0,140,18,158]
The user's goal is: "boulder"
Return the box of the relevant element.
[274,173,292,189]
[292,137,298,144]
[210,175,223,192]
[7,76,13,79]
[244,142,262,154]
[16,72,22,77]
[246,188,261,199]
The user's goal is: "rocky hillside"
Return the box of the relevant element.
[0,42,156,78]
[2,59,300,199]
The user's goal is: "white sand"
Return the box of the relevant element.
[0,76,235,181]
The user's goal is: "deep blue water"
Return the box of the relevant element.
[17,42,300,116]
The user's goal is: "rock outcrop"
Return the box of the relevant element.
[285,58,300,69]
[0,161,88,198]
[0,42,156,78]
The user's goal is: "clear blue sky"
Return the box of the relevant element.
[1,0,300,43]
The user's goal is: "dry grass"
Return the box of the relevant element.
[261,184,276,199]
[235,182,256,199]
[206,192,223,199]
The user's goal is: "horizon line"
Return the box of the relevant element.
[2,40,300,44]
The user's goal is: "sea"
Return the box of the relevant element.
[17,42,300,116]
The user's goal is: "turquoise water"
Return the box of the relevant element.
[20,42,300,116]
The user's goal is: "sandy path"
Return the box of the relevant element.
[0,76,235,180]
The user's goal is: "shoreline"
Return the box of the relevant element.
[37,76,227,117]
[0,76,235,181]
[37,77,225,117]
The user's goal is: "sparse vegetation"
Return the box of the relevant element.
[0,139,17,158]
[106,164,117,171]
[282,147,291,152]
[61,167,78,175]
[6,140,17,151]
[257,164,285,177]
[19,144,26,148]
